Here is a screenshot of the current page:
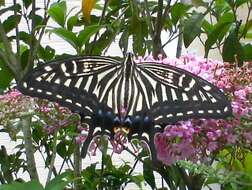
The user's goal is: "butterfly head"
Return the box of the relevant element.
[112,107,133,135]
[124,52,134,65]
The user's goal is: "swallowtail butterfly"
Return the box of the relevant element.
[17,53,232,160]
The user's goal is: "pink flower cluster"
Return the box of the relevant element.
[0,89,22,101]
[148,54,252,165]
[0,89,33,127]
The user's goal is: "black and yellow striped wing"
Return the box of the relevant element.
[18,53,232,137]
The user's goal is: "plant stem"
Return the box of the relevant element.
[176,25,183,58]
[0,172,5,184]
[144,0,154,38]
[73,138,82,190]
[121,159,138,189]
[21,117,39,181]
[38,144,58,176]
[90,0,109,55]
[23,0,50,77]
[99,150,105,190]
[0,20,22,81]
[46,132,58,184]
[176,0,186,58]
[121,142,179,190]
[13,0,20,59]
[31,0,36,31]
[153,0,165,58]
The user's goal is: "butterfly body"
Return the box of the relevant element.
[18,53,232,158]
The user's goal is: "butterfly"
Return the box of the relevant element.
[17,53,232,160]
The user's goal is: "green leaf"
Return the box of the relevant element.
[86,28,114,55]
[19,31,31,44]
[242,43,252,61]
[171,3,191,25]
[244,153,252,174]
[32,123,44,144]
[49,28,78,51]
[56,140,73,158]
[234,0,250,7]
[204,22,231,57]
[28,14,43,27]
[0,0,4,6]
[0,4,21,15]
[240,19,252,38]
[129,175,144,188]
[48,1,67,27]
[0,181,44,190]
[77,25,106,49]
[218,12,236,24]
[119,30,129,55]
[143,159,156,189]
[204,12,234,57]
[226,0,235,8]
[20,48,29,69]
[38,45,55,61]
[81,164,99,189]
[3,15,21,34]
[245,31,252,39]
[183,12,204,48]
[191,0,208,7]
[45,171,73,190]
[201,20,214,35]
[0,57,14,90]
[214,0,231,16]
[56,140,68,158]
[204,176,219,185]
[23,0,32,9]
[231,159,244,171]
[222,28,244,65]
[130,17,147,55]
[67,15,78,31]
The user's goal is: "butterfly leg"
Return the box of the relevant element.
[137,119,159,163]
[148,125,158,163]
[80,124,95,158]
[81,127,113,158]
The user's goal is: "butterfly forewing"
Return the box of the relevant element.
[18,56,122,116]
[136,62,232,123]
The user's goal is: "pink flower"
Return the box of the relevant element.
[207,142,218,152]
[0,89,22,101]
[77,125,88,132]
[234,89,247,100]
[44,125,56,134]
[89,140,99,156]
[75,134,87,144]
[243,132,252,143]
[110,131,128,154]
[40,106,51,113]
[226,134,237,144]
[207,132,217,141]
[232,101,249,117]
[155,134,175,165]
